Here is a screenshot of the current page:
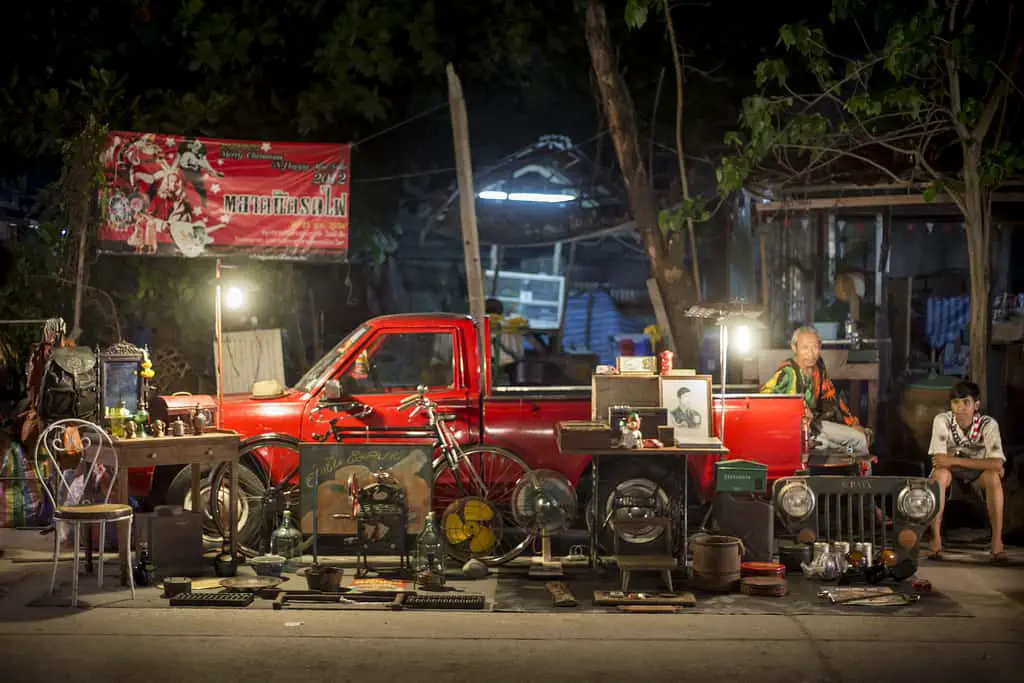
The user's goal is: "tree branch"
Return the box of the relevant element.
[662,0,701,301]
[973,38,1024,142]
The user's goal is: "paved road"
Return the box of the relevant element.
[2,531,1022,683]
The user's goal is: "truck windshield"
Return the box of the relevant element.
[293,323,370,393]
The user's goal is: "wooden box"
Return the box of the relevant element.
[591,374,660,421]
[557,421,614,452]
[134,508,205,580]
[150,394,218,434]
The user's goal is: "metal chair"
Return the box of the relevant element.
[33,419,136,607]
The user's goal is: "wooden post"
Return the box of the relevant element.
[447,63,487,394]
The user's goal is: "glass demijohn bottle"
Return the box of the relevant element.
[416,511,445,577]
[270,510,302,559]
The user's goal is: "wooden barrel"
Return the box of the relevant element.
[690,534,743,592]
[898,376,957,460]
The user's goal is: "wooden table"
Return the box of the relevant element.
[557,437,729,572]
[111,430,242,585]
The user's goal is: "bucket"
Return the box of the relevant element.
[898,376,957,460]
[690,534,743,592]
[304,565,344,592]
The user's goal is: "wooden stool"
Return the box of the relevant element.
[615,554,677,592]
[613,517,676,592]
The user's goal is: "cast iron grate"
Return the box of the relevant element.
[402,593,486,610]
[169,591,255,607]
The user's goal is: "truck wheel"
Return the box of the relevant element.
[589,459,681,554]
[166,463,267,551]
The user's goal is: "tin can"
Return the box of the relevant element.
[812,542,830,562]
[831,541,850,556]
[658,350,674,375]
[853,542,873,567]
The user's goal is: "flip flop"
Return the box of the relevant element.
[926,550,944,561]
[990,552,1009,565]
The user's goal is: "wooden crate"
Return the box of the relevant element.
[591,374,660,421]
[556,421,614,452]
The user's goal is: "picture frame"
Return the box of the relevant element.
[658,375,713,441]
[616,355,656,374]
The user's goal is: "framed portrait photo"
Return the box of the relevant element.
[659,375,713,441]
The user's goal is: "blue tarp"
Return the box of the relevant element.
[561,290,653,365]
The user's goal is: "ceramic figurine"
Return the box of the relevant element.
[152,419,166,437]
[124,420,137,439]
[619,411,645,449]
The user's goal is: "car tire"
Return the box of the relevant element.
[165,463,267,549]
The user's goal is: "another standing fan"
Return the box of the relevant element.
[511,469,577,578]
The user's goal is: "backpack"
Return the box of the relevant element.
[38,346,99,424]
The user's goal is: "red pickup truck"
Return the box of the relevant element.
[142,312,938,563]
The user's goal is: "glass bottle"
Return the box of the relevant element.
[270,510,302,559]
[416,512,445,577]
[134,541,156,586]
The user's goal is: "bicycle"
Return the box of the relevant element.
[206,385,534,565]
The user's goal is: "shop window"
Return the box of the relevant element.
[341,332,454,393]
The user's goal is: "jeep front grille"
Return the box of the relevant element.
[814,491,894,549]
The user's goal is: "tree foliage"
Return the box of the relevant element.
[717,0,1024,401]
[717,0,1024,196]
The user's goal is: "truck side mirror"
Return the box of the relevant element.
[323,379,344,401]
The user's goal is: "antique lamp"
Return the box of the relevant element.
[683,301,766,442]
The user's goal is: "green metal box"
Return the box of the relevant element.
[714,459,768,494]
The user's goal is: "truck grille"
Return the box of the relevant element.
[773,475,940,562]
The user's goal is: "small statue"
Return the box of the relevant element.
[152,419,166,437]
[619,412,645,449]
[124,420,137,439]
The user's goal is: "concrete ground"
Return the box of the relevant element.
[1,528,1023,683]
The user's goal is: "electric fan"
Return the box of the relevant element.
[441,497,504,561]
[511,469,577,578]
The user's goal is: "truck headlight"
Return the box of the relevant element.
[776,480,815,520]
[897,484,937,522]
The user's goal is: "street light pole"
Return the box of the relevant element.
[215,258,223,428]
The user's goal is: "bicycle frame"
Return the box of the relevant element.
[401,388,490,498]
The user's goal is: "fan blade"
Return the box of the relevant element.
[444,512,470,544]
[463,498,495,522]
[469,525,497,554]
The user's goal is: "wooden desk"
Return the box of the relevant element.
[558,439,729,571]
[112,430,242,585]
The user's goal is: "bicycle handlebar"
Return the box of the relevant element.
[397,384,431,412]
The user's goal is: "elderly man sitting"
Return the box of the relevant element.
[760,325,870,455]
[926,380,1007,564]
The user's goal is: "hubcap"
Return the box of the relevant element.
[603,478,672,544]
[183,483,253,542]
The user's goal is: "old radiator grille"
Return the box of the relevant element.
[811,492,895,548]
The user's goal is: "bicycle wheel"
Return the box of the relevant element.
[207,434,314,558]
[432,445,534,566]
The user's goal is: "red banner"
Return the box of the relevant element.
[97,131,350,259]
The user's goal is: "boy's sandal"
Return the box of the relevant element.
[990,551,1009,565]
[926,550,943,561]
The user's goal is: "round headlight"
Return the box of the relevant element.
[777,480,815,520]
[897,485,936,522]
